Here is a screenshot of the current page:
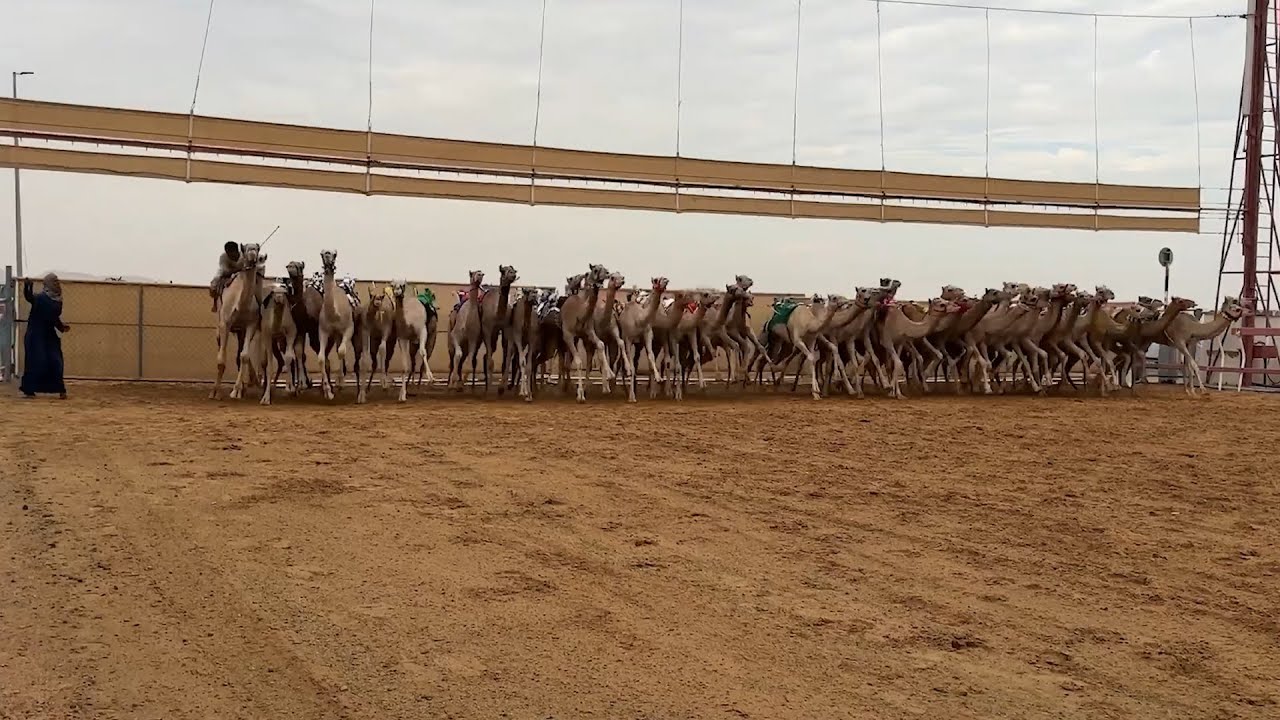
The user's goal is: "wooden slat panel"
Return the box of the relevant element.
[0,144,1199,233]
[0,98,1201,210]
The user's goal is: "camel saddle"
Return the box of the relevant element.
[765,298,800,334]
[453,286,490,314]
[417,287,438,315]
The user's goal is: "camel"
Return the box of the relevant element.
[1112,296,1195,391]
[479,264,519,394]
[719,275,767,386]
[316,250,360,402]
[390,279,430,403]
[617,277,668,403]
[558,264,612,402]
[501,286,540,401]
[932,287,1002,392]
[768,294,849,400]
[210,243,266,400]
[258,281,298,405]
[693,285,739,386]
[409,287,440,388]
[363,285,397,396]
[647,290,693,399]
[1157,296,1245,394]
[284,261,322,390]
[880,297,959,399]
[820,286,887,398]
[448,270,486,392]
[667,290,714,399]
[586,270,627,394]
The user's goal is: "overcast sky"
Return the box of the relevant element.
[0,0,1248,302]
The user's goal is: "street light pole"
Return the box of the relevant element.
[12,71,34,280]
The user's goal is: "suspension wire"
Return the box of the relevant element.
[983,8,991,226]
[1189,18,1204,198]
[866,0,1244,21]
[365,0,375,194]
[186,0,217,183]
[530,0,548,204]
[675,0,684,211]
[1092,14,1100,230]
[875,0,887,221]
[790,0,802,217]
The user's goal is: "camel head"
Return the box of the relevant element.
[519,286,539,305]
[468,270,485,289]
[285,260,305,280]
[734,274,754,291]
[565,273,585,294]
[497,264,519,288]
[879,278,902,299]
[740,290,755,307]
[650,276,669,293]
[978,288,1002,305]
[587,263,610,286]
[390,279,409,300]
[1167,296,1196,314]
[320,250,338,274]
[240,243,262,269]
[926,297,956,316]
[940,284,965,301]
[607,271,626,291]
[1094,284,1116,303]
[268,280,289,305]
[1003,282,1031,301]
[1221,296,1245,319]
[1049,283,1073,300]
[853,286,879,308]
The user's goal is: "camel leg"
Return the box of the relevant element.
[884,342,907,399]
[231,328,254,400]
[396,337,411,402]
[617,336,637,403]
[210,325,230,400]
[570,338,589,403]
[260,338,276,406]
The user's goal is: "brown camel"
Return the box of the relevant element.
[501,286,540,401]
[257,280,298,405]
[284,260,322,390]
[880,297,959,399]
[617,277,668,403]
[448,270,485,391]
[363,285,397,395]
[390,279,430,403]
[210,242,266,401]
[479,264,519,394]
[559,264,611,402]
[316,250,360,402]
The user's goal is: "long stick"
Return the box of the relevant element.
[259,225,281,247]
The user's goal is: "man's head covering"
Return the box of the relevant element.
[224,241,240,260]
[42,272,62,301]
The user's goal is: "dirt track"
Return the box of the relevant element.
[2,383,1278,719]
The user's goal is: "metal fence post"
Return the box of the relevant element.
[1,265,12,383]
[136,283,144,379]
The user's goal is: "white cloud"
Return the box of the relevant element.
[0,0,1250,305]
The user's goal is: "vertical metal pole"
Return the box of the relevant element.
[136,284,144,379]
[12,73,25,280]
[1,264,12,383]
[1241,0,1270,387]
[1163,266,1170,305]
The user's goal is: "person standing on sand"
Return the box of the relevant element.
[20,273,70,399]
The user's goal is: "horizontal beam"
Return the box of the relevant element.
[0,98,1201,211]
[0,144,1200,232]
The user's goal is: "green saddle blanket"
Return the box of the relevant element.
[765,298,799,335]
[417,287,437,311]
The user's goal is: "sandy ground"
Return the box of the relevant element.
[1,382,1278,720]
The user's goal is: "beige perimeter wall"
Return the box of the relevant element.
[12,279,795,382]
